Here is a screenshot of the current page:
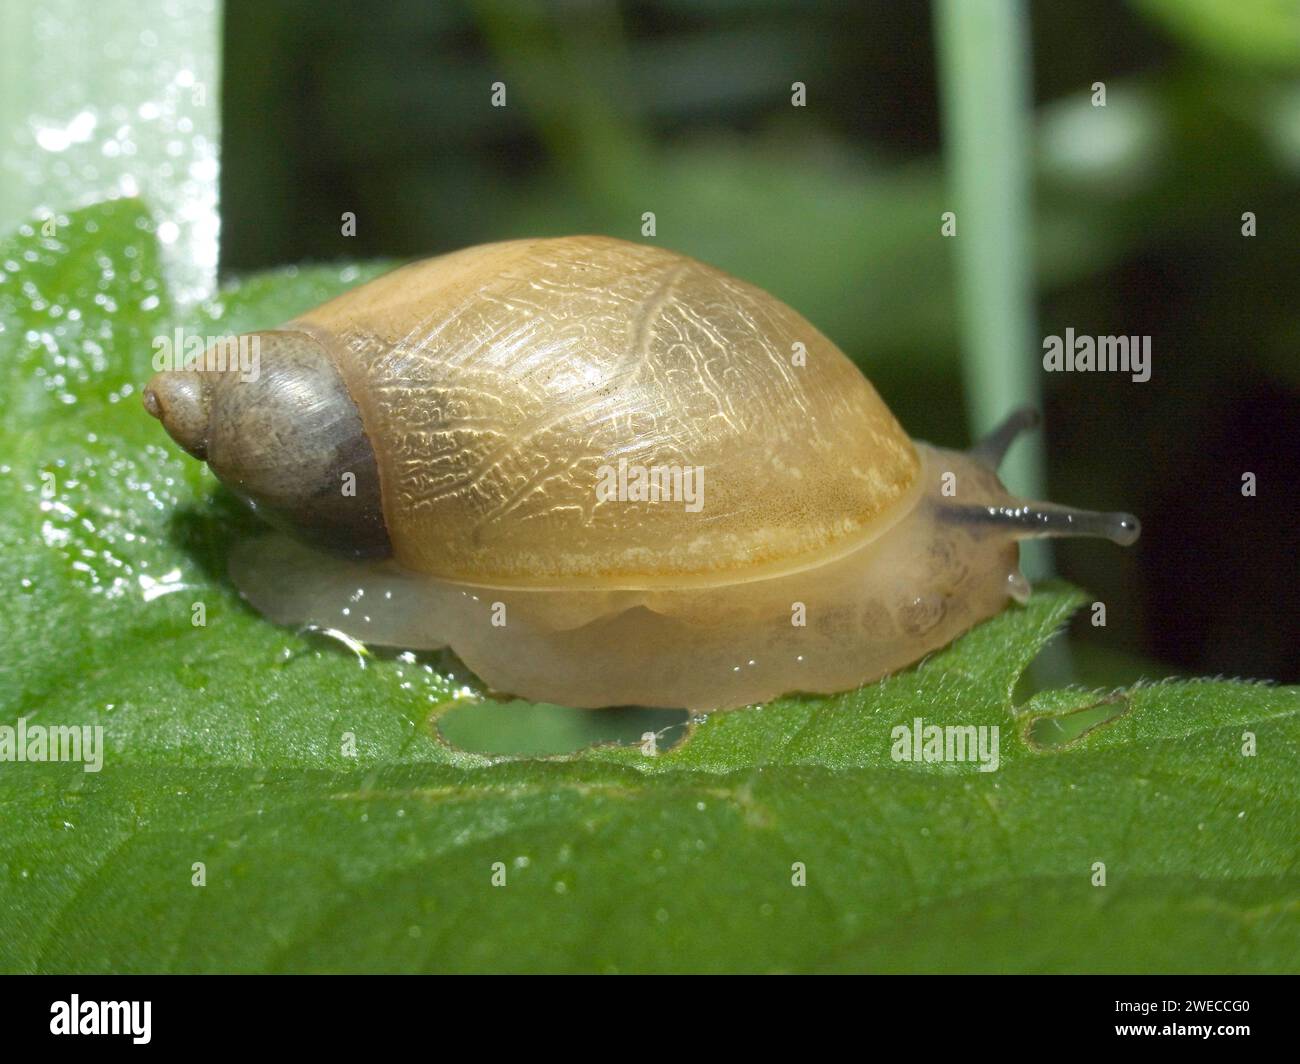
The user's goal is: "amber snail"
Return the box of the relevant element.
[143,236,1139,711]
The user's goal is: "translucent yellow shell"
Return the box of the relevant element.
[292,236,919,587]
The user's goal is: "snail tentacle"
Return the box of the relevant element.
[943,501,1141,546]
[968,405,1041,469]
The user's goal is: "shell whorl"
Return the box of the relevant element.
[144,331,389,557]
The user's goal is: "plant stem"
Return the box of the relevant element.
[933,0,1050,576]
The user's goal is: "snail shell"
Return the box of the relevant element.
[144,236,1138,711]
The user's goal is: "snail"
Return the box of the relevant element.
[143,236,1139,711]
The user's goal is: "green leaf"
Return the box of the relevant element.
[1,201,1296,973]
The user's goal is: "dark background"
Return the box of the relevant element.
[219,0,1299,684]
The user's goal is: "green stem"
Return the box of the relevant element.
[933,0,1049,574]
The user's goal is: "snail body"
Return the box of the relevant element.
[144,236,1138,710]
